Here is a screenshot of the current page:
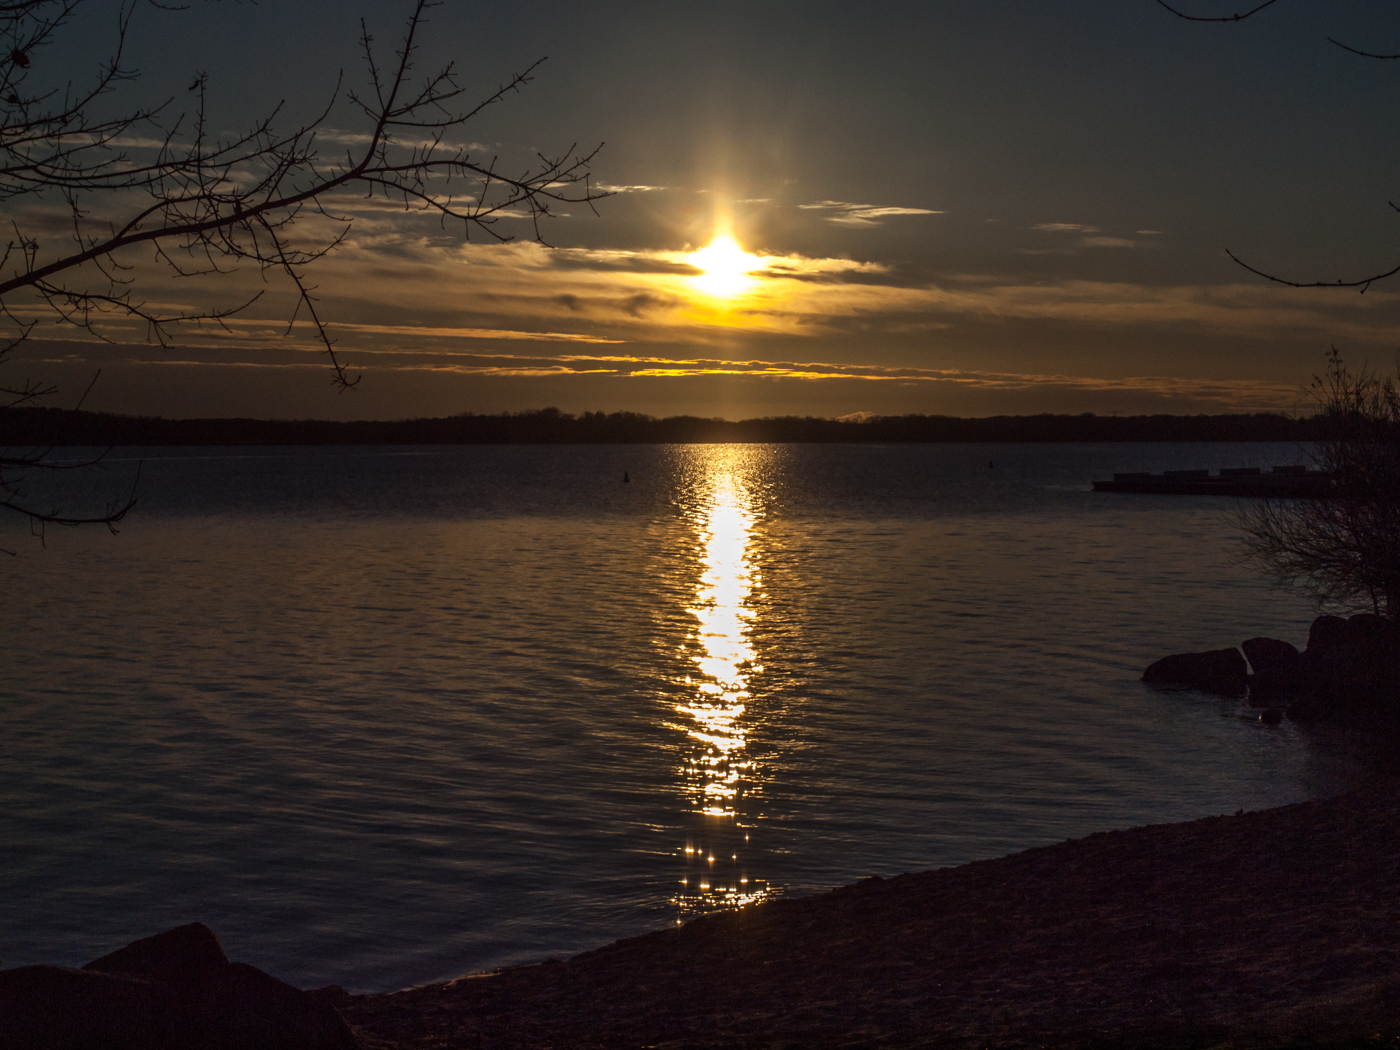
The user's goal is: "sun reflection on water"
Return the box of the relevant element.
[671,452,775,918]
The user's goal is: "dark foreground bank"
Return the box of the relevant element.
[7,789,1398,1049]
[341,787,1400,1049]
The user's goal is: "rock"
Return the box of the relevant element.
[211,963,362,1050]
[1286,689,1335,724]
[1347,612,1400,648]
[1241,637,1300,677]
[83,922,228,990]
[0,965,175,1050]
[1153,616,1400,728]
[1285,614,1400,728]
[0,925,360,1050]
[1307,615,1350,651]
[307,985,353,1008]
[1142,648,1248,697]
[1247,671,1293,707]
[1242,637,1303,707]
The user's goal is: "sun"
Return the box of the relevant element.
[689,235,761,298]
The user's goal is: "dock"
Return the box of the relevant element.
[1092,465,1332,497]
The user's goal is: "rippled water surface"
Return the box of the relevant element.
[0,443,1384,989]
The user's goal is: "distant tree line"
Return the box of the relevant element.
[0,406,1338,446]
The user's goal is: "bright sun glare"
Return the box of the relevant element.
[689,236,761,298]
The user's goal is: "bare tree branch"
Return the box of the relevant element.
[1162,2,1400,292]
[1154,0,1281,23]
[0,0,608,536]
[1326,37,1400,61]
[1225,243,1400,296]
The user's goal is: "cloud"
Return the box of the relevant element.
[103,128,495,155]
[315,129,491,152]
[594,183,666,193]
[313,321,624,343]
[105,135,182,149]
[30,338,1314,409]
[141,316,629,345]
[314,193,480,215]
[798,200,943,227]
[1031,225,1151,249]
[28,225,1400,364]
[547,250,702,276]
[618,293,665,318]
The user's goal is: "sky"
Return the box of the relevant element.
[10,0,1400,420]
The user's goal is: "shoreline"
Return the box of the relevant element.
[3,405,1330,446]
[341,786,1400,1048]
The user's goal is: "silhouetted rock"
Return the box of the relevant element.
[210,963,360,1050]
[1347,612,1400,649]
[1284,691,1331,724]
[1142,648,1248,697]
[308,985,353,1008]
[1247,673,1292,706]
[83,922,228,990]
[1242,638,1302,706]
[1241,637,1300,677]
[1147,616,1400,730]
[1307,615,1350,652]
[0,924,360,1050]
[0,965,175,1050]
[1279,614,1400,728]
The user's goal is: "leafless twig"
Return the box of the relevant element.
[1160,1,1400,293]
[0,0,607,534]
[1154,0,1281,24]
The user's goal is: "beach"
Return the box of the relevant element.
[342,786,1400,1048]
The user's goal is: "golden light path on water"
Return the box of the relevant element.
[671,453,774,918]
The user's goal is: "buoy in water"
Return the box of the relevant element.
[623,471,630,483]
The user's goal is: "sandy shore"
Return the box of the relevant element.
[341,788,1400,1048]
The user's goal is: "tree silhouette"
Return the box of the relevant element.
[1235,351,1400,617]
[0,0,607,538]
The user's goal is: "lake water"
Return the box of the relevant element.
[0,442,1387,991]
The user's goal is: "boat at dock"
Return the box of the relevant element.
[1092,465,1332,497]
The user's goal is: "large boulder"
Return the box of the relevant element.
[1307,615,1351,652]
[1346,612,1400,649]
[0,923,360,1050]
[1242,637,1302,706]
[1148,616,1400,727]
[1287,615,1400,727]
[1241,637,1301,677]
[0,966,176,1050]
[83,922,229,990]
[1142,648,1248,697]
